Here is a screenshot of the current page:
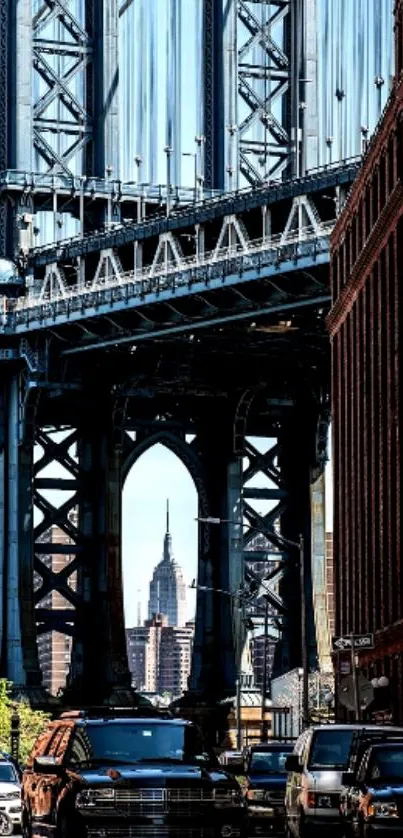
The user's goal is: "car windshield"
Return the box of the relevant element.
[72,723,208,765]
[0,764,17,783]
[249,750,291,774]
[309,730,354,769]
[369,748,403,782]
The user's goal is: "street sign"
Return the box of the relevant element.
[338,674,374,711]
[332,633,374,651]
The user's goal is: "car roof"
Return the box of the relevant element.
[311,724,401,731]
[76,717,190,726]
[367,742,403,752]
[250,742,293,752]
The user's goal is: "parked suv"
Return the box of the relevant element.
[0,757,22,834]
[285,725,403,838]
[245,741,294,834]
[22,710,247,838]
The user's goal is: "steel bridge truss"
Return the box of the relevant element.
[33,1,93,175]
[238,1,292,184]
[1,161,361,350]
[24,382,324,700]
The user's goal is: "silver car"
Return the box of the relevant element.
[285,724,403,838]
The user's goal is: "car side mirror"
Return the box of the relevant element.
[33,756,64,776]
[285,755,302,773]
[342,772,355,786]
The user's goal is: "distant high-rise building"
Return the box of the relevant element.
[126,614,167,693]
[126,616,194,698]
[148,501,187,626]
[158,623,194,695]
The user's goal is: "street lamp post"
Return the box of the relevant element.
[182,152,198,203]
[105,164,113,227]
[195,135,205,201]
[261,597,269,742]
[134,154,143,222]
[164,146,173,218]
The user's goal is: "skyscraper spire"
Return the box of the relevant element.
[148,499,187,626]
[163,499,173,562]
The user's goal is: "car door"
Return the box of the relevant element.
[22,727,55,824]
[30,725,73,838]
[296,732,312,827]
[287,731,309,832]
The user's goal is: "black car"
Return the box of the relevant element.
[341,742,403,837]
[22,710,246,838]
[245,742,294,834]
[340,729,403,834]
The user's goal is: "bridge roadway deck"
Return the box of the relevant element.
[27,158,360,268]
[4,226,331,351]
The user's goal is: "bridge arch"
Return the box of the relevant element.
[122,430,208,518]
[122,429,212,698]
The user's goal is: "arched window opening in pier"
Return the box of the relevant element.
[123,443,198,705]
[33,429,78,697]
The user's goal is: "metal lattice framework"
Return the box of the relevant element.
[33,1,93,174]
[242,437,288,622]
[238,0,292,184]
[34,429,81,637]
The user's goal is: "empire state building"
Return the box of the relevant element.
[148,501,187,626]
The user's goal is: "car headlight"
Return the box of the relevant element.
[76,788,115,808]
[246,789,266,802]
[367,801,399,819]
[0,792,21,800]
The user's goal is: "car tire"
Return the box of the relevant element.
[21,807,32,838]
[297,811,310,838]
[0,813,13,837]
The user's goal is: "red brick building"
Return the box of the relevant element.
[328,1,403,719]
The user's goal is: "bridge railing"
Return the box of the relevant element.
[24,157,361,261]
[7,223,333,329]
[18,221,334,307]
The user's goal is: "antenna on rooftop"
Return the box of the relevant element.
[136,590,141,627]
[166,498,170,533]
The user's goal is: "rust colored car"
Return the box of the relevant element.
[22,710,246,838]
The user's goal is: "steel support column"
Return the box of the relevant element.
[65,410,132,705]
[273,404,317,675]
[0,373,43,697]
[0,0,33,256]
[189,418,243,698]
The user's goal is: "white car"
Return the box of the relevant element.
[0,760,22,834]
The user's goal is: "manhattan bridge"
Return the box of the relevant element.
[0,0,395,712]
